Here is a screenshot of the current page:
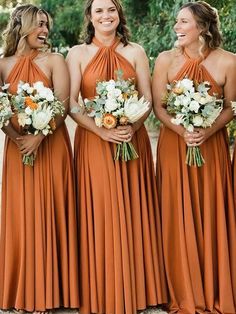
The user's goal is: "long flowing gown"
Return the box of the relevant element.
[74,37,168,314]
[0,50,80,312]
[157,52,236,314]
[232,148,236,207]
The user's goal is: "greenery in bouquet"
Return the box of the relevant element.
[82,70,150,161]
[11,81,65,166]
[164,78,223,167]
[0,84,13,129]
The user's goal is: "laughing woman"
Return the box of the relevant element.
[66,0,168,313]
[0,4,79,312]
[152,1,236,313]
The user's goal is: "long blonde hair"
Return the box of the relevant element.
[2,4,52,57]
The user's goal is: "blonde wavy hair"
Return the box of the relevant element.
[2,4,52,57]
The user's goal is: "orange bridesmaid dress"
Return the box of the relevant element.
[0,50,79,311]
[74,37,168,314]
[233,149,236,207]
[157,52,236,314]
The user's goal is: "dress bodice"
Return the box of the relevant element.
[81,37,137,99]
[6,50,51,94]
[173,50,223,97]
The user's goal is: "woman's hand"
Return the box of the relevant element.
[97,125,134,144]
[16,134,44,157]
[117,125,135,142]
[183,128,212,146]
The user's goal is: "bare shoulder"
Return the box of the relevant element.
[43,51,65,64]
[66,43,88,62]
[211,48,236,67]
[125,42,147,57]
[154,49,177,70]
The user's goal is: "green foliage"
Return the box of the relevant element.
[0,9,9,47]
[37,0,84,48]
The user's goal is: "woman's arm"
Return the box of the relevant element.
[116,43,152,140]
[66,45,129,144]
[15,53,70,157]
[0,58,22,147]
[152,51,186,137]
[194,52,236,145]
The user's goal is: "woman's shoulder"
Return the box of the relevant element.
[66,43,90,60]
[154,49,178,70]
[125,42,147,56]
[40,51,65,62]
[210,48,236,66]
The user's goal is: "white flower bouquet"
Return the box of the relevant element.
[80,70,150,161]
[0,84,13,128]
[231,101,236,114]
[11,81,65,166]
[164,78,223,167]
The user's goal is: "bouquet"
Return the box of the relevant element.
[0,84,13,128]
[11,81,65,166]
[81,70,150,161]
[231,101,236,114]
[164,78,223,167]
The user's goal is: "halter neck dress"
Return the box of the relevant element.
[0,50,79,311]
[74,37,168,314]
[156,51,236,314]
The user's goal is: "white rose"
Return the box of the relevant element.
[33,81,45,92]
[179,78,194,92]
[193,92,202,102]
[189,100,200,113]
[105,99,118,111]
[181,95,191,107]
[2,83,10,91]
[38,88,54,102]
[171,113,184,125]
[95,116,103,127]
[192,115,204,126]
[106,80,116,92]
[25,106,33,115]
[32,106,52,130]
[187,124,194,132]
[21,83,30,91]
[26,87,34,94]
[18,112,31,127]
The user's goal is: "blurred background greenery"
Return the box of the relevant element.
[0,0,236,137]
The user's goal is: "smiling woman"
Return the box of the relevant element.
[152,1,236,313]
[66,0,168,313]
[0,4,79,312]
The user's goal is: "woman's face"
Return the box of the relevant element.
[26,12,49,49]
[174,8,202,48]
[90,0,120,35]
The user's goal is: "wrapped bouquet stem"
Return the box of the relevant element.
[164,78,223,167]
[186,144,205,167]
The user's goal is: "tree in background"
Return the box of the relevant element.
[35,0,84,48]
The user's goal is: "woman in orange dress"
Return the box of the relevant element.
[66,0,168,313]
[152,1,236,313]
[0,4,79,312]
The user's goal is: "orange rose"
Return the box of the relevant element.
[172,87,183,95]
[103,113,117,129]
[119,116,129,125]
[49,118,56,131]
[25,96,38,110]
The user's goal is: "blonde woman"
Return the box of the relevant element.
[0,4,79,312]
